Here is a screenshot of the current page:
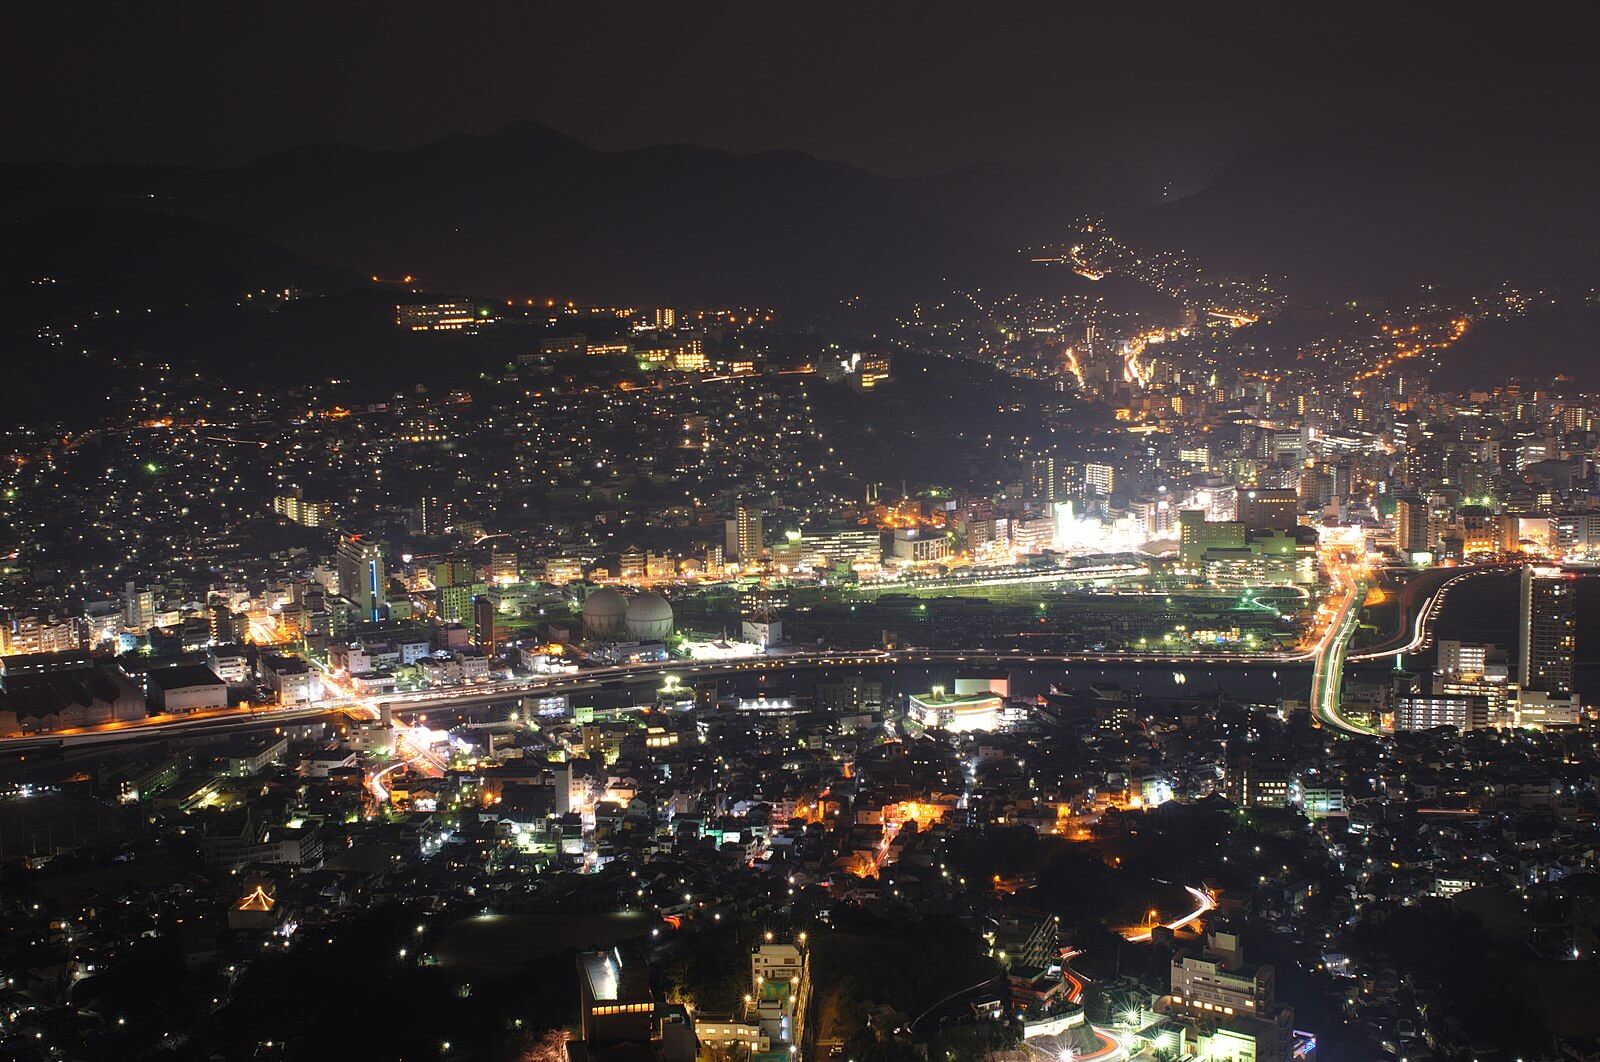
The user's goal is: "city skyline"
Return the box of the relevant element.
[4,6,1600,1062]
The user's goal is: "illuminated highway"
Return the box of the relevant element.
[1309,547,1374,736]
[368,752,416,804]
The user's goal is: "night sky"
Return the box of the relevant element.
[3,3,1589,178]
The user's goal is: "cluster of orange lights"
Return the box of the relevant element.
[1356,317,1469,382]
[882,800,946,829]
[839,850,880,879]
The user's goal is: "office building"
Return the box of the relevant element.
[543,557,585,585]
[1437,639,1500,677]
[1297,786,1345,819]
[262,655,319,705]
[1011,517,1055,555]
[437,581,487,624]
[891,527,952,564]
[1224,756,1290,808]
[207,645,251,687]
[1433,640,1511,724]
[1178,511,1247,567]
[433,556,476,589]
[336,535,387,623]
[1557,511,1600,557]
[800,528,881,572]
[1238,487,1298,530]
[396,301,481,332]
[1195,527,1318,588]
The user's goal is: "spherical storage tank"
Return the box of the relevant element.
[625,592,674,641]
[582,588,629,640]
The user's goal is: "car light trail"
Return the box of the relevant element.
[1123,886,1215,942]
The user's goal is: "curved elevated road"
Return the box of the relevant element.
[1347,564,1507,662]
[1310,575,1373,736]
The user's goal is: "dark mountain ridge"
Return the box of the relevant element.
[5,104,1598,323]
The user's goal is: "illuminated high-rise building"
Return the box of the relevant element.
[1084,462,1116,498]
[336,534,387,623]
[1027,456,1062,503]
[1519,565,1575,696]
[436,581,486,623]
[208,601,244,645]
[124,581,157,629]
[724,503,763,562]
[472,594,497,651]
[1394,496,1431,556]
[418,494,453,535]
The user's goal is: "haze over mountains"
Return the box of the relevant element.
[4,103,1598,324]
[3,122,1043,316]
